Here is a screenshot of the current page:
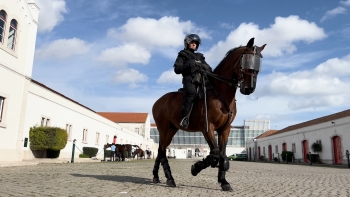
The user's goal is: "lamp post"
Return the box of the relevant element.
[309,151,312,165]
[346,150,349,168]
[71,139,76,163]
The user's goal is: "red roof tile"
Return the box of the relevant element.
[97,112,148,123]
[255,130,278,139]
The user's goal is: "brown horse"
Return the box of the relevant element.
[133,148,145,159]
[104,144,133,161]
[152,38,266,191]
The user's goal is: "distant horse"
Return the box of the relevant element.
[133,148,145,159]
[152,38,266,191]
[104,144,132,161]
[146,150,152,159]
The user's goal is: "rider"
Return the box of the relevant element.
[173,33,212,129]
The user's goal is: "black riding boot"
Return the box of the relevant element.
[180,96,194,128]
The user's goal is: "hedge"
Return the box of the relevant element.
[29,126,68,151]
[281,151,294,162]
[83,147,98,158]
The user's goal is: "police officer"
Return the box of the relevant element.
[173,34,212,128]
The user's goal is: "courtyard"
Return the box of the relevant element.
[0,159,349,197]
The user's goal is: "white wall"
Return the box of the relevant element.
[247,116,350,164]
[22,81,156,160]
[0,0,39,162]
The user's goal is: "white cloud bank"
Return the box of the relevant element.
[112,68,148,88]
[35,38,93,60]
[35,0,68,33]
[204,15,326,65]
[97,44,151,68]
[255,54,350,110]
[157,69,182,84]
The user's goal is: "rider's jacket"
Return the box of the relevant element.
[173,49,212,82]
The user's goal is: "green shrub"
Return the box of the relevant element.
[260,156,265,161]
[273,157,278,162]
[83,147,98,158]
[79,154,90,158]
[29,126,68,151]
[281,151,294,162]
[124,151,128,158]
[311,142,322,154]
[104,150,111,157]
[306,154,319,163]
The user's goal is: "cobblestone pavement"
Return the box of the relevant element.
[1,159,350,197]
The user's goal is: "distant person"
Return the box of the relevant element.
[110,143,116,162]
[131,147,135,157]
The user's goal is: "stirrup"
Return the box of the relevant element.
[180,117,189,128]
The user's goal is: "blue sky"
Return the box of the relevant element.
[32,0,350,130]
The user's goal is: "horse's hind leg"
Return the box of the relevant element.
[217,128,233,191]
[152,123,177,187]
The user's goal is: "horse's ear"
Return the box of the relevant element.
[260,44,267,52]
[247,37,254,48]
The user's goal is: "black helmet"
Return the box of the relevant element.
[184,34,201,50]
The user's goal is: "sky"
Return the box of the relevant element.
[31,0,350,130]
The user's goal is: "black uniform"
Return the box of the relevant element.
[173,48,212,122]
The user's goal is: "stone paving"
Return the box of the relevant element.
[0,159,350,197]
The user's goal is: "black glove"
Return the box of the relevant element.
[202,63,212,72]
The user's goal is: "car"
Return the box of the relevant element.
[228,153,248,161]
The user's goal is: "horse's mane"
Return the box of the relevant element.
[213,46,242,73]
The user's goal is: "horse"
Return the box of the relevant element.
[151,38,266,191]
[133,148,145,159]
[146,150,152,159]
[104,144,133,161]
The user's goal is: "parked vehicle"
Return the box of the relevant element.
[228,153,248,161]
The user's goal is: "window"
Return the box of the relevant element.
[82,129,88,143]
[135,128,139,134]
[292,143,296,153]
[95,132,100,145]
[66,124,72,141]
[7,19,17,50]
[0,10,7,44]
[275,145,278,153]
[106,135,109,144]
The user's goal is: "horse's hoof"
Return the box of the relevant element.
[191,165,198,176]
[153,178,160,183]
[166,179,176,187]
[221,184,233,191]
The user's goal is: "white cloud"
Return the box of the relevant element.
[254,53,350,110]
[112,69,148,88]
[35,0,68,33]
[97,44,151,68]
[35,38,93,60]
[321,6,347,22]
[157,69,182,84]
[107,16,211,50]
[204,15,326,65]
[340,0,350,6]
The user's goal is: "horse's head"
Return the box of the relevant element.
[238,38,266,95]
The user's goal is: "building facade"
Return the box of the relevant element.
[150,120,269,156]
[0,0,155,162]
[246,109,350,164]
[0,0,39,162]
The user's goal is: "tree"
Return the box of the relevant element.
[311,142,322,155]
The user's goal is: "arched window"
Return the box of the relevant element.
[7,19,17,50]
[0,10,7,44]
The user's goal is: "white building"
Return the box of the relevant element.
[0,0,40,162]
[246,109,350,164]
[0,1,155,162]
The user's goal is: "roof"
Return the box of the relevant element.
[255,130,278,139]
[267,109,350,138]
[150,123,156,127]
[97,112,148,123]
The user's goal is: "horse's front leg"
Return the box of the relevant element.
[217,129,233,191]
[191,130,220,176]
